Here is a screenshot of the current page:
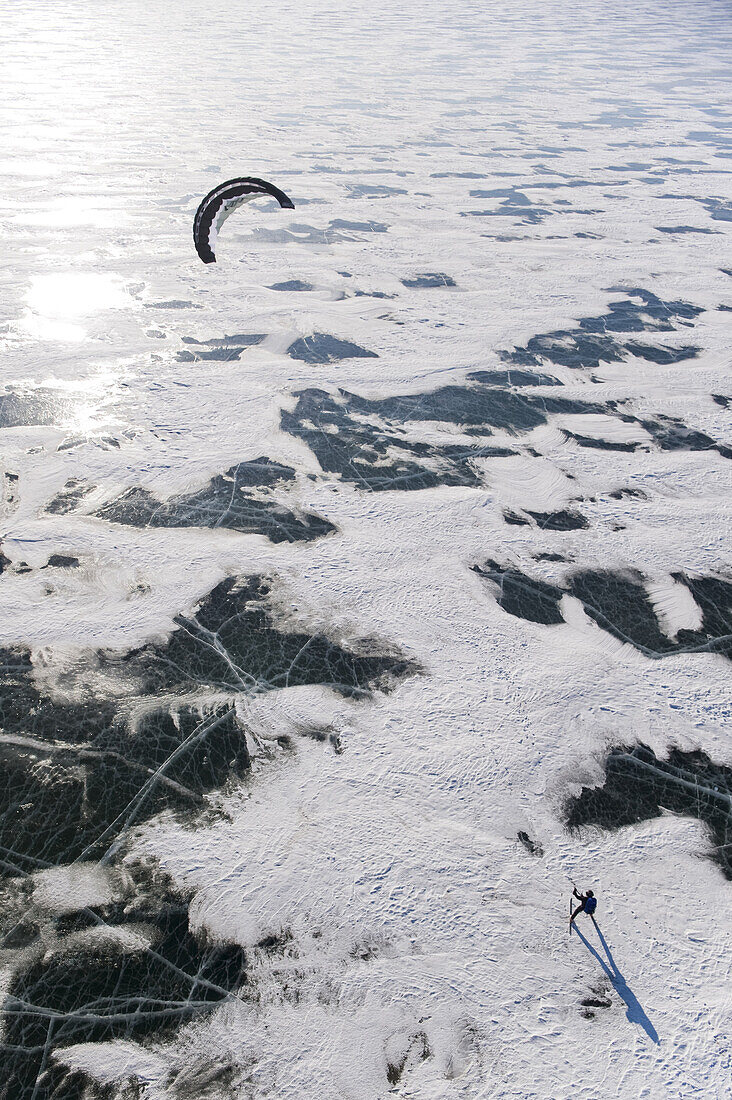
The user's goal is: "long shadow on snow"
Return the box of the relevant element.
[573,923,659,1044]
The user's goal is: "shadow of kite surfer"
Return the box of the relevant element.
[573,920,660,1044]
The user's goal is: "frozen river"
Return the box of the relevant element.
[1,1,731,1097]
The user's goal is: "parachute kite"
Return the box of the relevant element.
[193,177,295,264]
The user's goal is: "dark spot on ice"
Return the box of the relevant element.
[624,342,700,364]
[527,509,589,531]
[472,561,565,625]
[607,160,654,171]
[281,346,729,493]
[176,333,265,362]
[654,225,716,235]
[281,369,714,491]
[566,431,638,452]
[44,554,80,569]
[566,744,732,878]
[607,488,647,500]
[144,300,202,310]
[244,220,386,246]
[568,569,731,658]
[45,479,95,515]
[502,508,587,531]
[712,394,730,408]
[268,280,314,292]
[474,563,732,659]
[462,185,605,224]
[503,510,531,526]
[525,179,622,191]
[346,184,407,198]
[0,685,247,869]
[387,1062,403,1085]
[401,273,457,288]
[254,928,294,954]
[330,219,388,233]
[517,831,544,856]
[287,333,378,363]
[582,997,612,1008]
[281,387,518,491]
[637,415,730,458]
[469,188,533,203]
[181,334,264,347]
[385,1030,431,1086]
[661,196,732,222]
[591,105,651,129]
[468,368,561,387]
[686,128,732,155]
[297,726,342,753]
[92,459,335,543]
[327,382,593,431]
[463,203,547,224]
[500,288,703,372]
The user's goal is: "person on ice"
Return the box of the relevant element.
[570,887,597,927]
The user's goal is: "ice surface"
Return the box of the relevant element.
[286,333,379,363]
[91,460,337,543]
[474,562,732,658]
[567,744,732,878]
[3,863,247,1099]
[0,0,731,1096]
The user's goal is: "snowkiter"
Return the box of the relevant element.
[570,888,597,926]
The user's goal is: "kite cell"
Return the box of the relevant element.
[193,176,295,263]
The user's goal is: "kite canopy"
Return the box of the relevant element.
[193,177,295,264]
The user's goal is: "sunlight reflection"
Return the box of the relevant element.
[3,373,122,435]
[22,272,130,342]
[24,197,119,228]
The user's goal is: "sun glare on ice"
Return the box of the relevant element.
[21,272,130,341]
